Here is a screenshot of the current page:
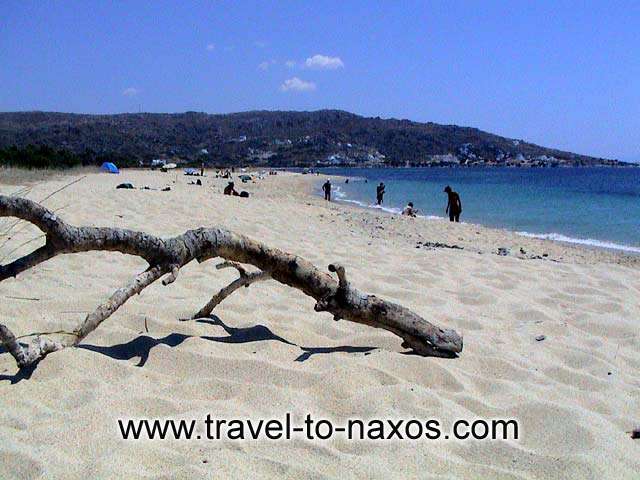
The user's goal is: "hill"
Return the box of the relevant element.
[0,110,626,168]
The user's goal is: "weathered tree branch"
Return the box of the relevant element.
[0,266,168,367]
[0,323,65,368]
[191,261,270,319]
[0,194,463,368]
[161,265,180,286]
[73,266,168,341]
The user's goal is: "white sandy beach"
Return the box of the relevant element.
[1,169,639,479]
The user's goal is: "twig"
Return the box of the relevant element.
[38,176,86,204]
[15,329,77,340]
[191,267,270,319]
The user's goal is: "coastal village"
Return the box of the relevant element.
[146,134,627,169]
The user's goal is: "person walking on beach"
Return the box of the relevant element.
[376,182,385,205]
[444,185,462,222]
[322,179,332,201]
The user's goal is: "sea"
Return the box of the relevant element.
[308,167,640,253]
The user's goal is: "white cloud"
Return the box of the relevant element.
[285,60,296,69]
[258,60,276,71]
[206,43,215,51]
[280,77,316,92]
[122,87,139,97]
[304,54,344,70]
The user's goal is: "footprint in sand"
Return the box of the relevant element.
[512,308,552,323]
[457,292,495,306]
[0,451,43,479]
[562,285,601,296]
[586,300,623,314]
[507,402,595,456]
[543,366,607,391]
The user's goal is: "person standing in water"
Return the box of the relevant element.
[376,182,385,205]
[322,179,332,201]
[444,185,462,222]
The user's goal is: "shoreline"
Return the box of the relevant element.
[2,166,638,263]
[305,172,640,259]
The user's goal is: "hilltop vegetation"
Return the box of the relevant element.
[0,110,625,168]
[0,145,82,169]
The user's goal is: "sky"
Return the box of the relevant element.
[1,0,639,160]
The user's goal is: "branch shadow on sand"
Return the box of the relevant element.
[195,316,377,362]
[3,313,471,383]
[76,316,376,366]
[78,333,191,367]
[0,353,38,384]
[0,315,378,381]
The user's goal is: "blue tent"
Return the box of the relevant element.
[101,162,119,174]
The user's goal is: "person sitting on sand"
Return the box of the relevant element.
[402,202,418,217]
[224,181,239,196]
[376,182,385,205]
[322,180,331,201]
[444,185,462,222]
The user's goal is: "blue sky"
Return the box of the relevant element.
[1,0,639,160]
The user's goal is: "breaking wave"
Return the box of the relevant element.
[516,231,640,253]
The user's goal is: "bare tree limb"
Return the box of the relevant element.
[73,266,167,342]
[0,194,463,368]
[0,323,65,368]
[0,266,167,367]
[216,260,249,277]
[161,265,180,286]
[328,263,348,289]
[191,263,270,319]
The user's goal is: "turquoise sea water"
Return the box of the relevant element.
[312,167,640,253]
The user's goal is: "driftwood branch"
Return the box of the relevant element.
[0,323,64,368]
[74,266,167,341]
[0,194,463,368]
[161,265,180,286]
[0,266,167,367]
[191,261,270,319]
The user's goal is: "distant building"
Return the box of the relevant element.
[430,154,460,165]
